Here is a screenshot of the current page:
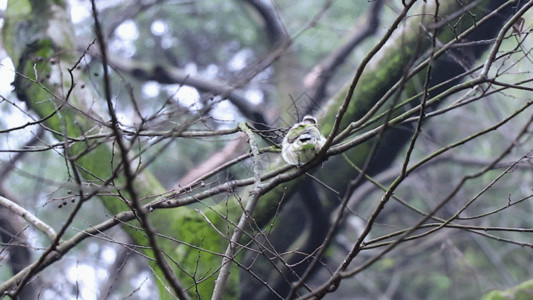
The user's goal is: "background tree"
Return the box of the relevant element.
[0,0,532,299]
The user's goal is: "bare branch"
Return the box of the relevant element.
[83,44,270,130]
[303,0,386,112]
[0,195,57,241]
[90,1,191,299]
[212,122,262,299]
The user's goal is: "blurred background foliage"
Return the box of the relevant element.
[0,0,532,299]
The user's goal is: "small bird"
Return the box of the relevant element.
[281,115,327,166]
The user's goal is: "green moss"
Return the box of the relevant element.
[8,0,31,14]
[155,206,240,299]
[482,280,533,300]
[3,0,32,65]
[5,21,219,299]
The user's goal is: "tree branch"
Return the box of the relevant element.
[83,45,270,130]
[303,0,386,113]
[211,122,262,299]
[90,1,191,299]
[0,195,57,241]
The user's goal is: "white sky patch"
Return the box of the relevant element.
[211,100,237,124]
[101,245,117,265]
[115,20,139,41]
[142,81,161,98]
[70,1,91,23]
[184,63,198,76]
[161,36,174,49]
[41,289,57,300]
[110,21,139,57]
[0,0,6,27]
[67,263,97,300]
[96,268,108,281]
[130,271,152,298]
[1,103,32,128]
[175,85,202,110]
[116,111,134,127]
[109,39,136,57]
[0,101,38,164]
[0,57,15,95]
[151,20,168,36]
[204,64,219,79]
[245,88,263,105]
[88,242,99,254]
[24,227,43,250]
[228,49,251,71]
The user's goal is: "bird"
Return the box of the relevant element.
[281,115,327,166]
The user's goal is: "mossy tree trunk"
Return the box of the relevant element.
[2,0,528,299]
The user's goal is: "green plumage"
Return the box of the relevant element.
[281,116,326,166]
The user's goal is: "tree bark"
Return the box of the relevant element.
[244,1,530,298]
[1,0,528,299]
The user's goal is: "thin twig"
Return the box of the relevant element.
[479,1,533,78]
[90,1,191,299]
[211,122,263,300]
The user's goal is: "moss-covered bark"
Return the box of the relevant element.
[256,0,522,218]
[3,1,237,299]
[2,0,526,299]
[482,279,533,300]
[246,1,528,298]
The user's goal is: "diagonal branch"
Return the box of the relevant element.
[83,45,270,130]
[303,0,386,113]
[242,0,288,44]
[0,195,57,241]
[211,122,263,299]
[90,1,191,299]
